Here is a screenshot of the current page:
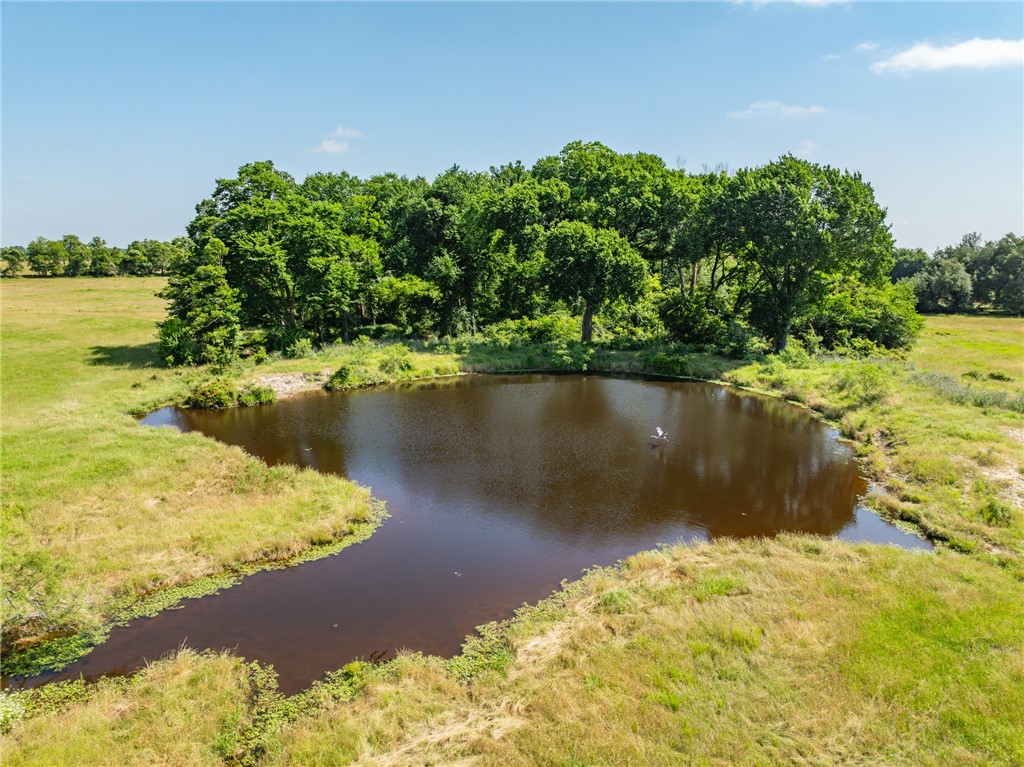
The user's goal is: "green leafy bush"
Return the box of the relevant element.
[482,313,580,347]
[185,378,238,409]
[778,338,813,369]
[237,384,276,406]
[325,365,356,391]
[157,317,197,366]
[801,281,922,350]
[830,362,890,407]
[285,337,315,359]
[658,291,752,357]
[378,344,414,375]
[647,352,690,377]
[979,498,1014,527]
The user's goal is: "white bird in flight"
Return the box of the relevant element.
[651,426,669,442]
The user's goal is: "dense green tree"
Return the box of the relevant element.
[1,246,26,277]
[728,156,893,352]
[61,235,90,276]
[911,258,973,313]
[971,233,1024,314]
[800,280,922,349]
[934,231,983,265]
[371,274,440,335]
[184,161,385,348]
[118,244,151,276]
[85,237,118,276]
[158,238,241,364]
[891,247,930,281]
[26,237,67,276]
[464,176,548,322]
[543,220,648,342]
[141,146,943,359]
[532,141,675,262]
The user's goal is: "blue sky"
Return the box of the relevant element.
[3,2,1022,252]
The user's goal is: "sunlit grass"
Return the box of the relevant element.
[2,650,248,767]
[722,319,1024,564]
[1,278,373,645]
[261,538,1024,766]
[2,282,1022,765]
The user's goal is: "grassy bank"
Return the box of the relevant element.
[2,279,1022,764]
[5,538,1022,766]
[0,279,376,658]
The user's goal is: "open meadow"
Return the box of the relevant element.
[1,278,1022,765]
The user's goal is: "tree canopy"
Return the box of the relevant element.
[11,142,952,361]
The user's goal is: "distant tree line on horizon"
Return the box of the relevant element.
[1,236,187,278]
[892,232,1024,316]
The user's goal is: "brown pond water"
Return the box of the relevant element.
[13,375,929,693]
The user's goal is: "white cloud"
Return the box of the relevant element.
[821,53,841,62]
[871,38,1024,74]
[856,41,880,52]
[727,101,826,119]
[310,126,363,153]
[795,139,818,158]
[313,139,352,154]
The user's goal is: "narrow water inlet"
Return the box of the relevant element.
[10,375,930,694]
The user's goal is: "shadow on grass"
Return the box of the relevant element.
[88,343,163,369]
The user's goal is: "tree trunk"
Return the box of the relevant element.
[581,302,595,343]
[773,321,790,354]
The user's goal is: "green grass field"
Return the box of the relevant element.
[0,279,374,648]
[2,279,1022,765]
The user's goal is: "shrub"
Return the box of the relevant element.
[979,498,1014,527]
[185,378,238,409]
[285,337,315,359]
[647,352,690,377]
[659,291,753,357]
[325,365,387,391]
[801,280,922,350]
[778,338,813,369]
[378,344,414,375]
[759,357,793,392]
[157,317,197,366]
[237,384,275,407]
[830,362,890,406]
[325,365,356,391]
[482,314,580,347]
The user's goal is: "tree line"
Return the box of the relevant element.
[892,233,1024,315]
[1,236,188,278]
[158,142,921,365]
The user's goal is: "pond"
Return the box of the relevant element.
[17,375,929,693]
